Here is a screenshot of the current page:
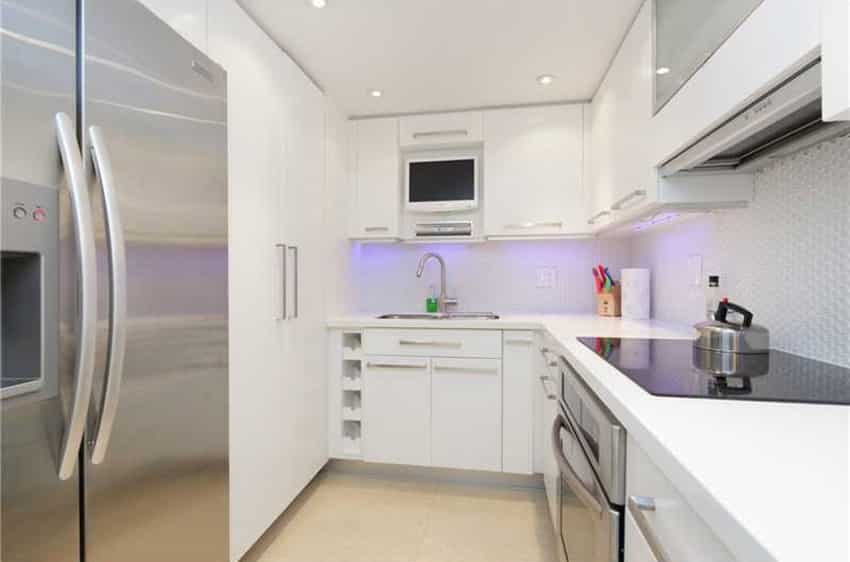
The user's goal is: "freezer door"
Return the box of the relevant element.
[1,1,81,561]
[81,1,229,561]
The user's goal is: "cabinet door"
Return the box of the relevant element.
[363,357,431,466]
[431,358,502,471]
[608,2,656,220]
[822,0,850,121]
[350,118,400,239]
[625,513,661,562]
[586,3,656,229]
[207,1,294,558]
[541,375,560,526]
[483,105,586,237]
[627,436,736,562]
[283,66,329,493]
[502,332,535,474]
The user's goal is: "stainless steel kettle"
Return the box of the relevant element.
[694,300,770,355]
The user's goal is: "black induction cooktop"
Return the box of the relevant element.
[578,337,850,405]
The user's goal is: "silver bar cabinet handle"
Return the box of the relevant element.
[55,113,98,481]
[611,189,647,211]
[288,245,299,319]
[551,415,603,514]
[88,126,127,465]
[433,366,498,374]
[364,226,389,233]
[275,243,287,320]
[504,220,563,230]
[366,362,428,370]
[628,496,673,562]
[399,339,462,347]
[412,129,468,139]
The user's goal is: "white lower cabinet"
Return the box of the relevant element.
[502,332,535,474]
[535,337,561,527]
[540,373,560,526]
[431,358,502,472]
[626,436,737,562]
[355,328,534,473]
[362,357,431,466]
[625,513,660,562]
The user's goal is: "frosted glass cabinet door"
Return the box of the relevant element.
[654,0,764,112]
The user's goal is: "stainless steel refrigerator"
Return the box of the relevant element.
[1,0,229,560]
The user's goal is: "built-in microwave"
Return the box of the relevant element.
[404,154,478,213]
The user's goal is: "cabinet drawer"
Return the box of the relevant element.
[626,436,736,562]
[399,112,483,147]
[364,329,501,358]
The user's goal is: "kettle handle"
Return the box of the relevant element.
[715,301,753,327]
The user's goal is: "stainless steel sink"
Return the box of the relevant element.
[377,312,500,320]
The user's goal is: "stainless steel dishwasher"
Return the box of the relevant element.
[552,355,626,562]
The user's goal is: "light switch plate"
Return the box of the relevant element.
[536,267,557,289]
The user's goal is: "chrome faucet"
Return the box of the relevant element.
[416,252,458,313]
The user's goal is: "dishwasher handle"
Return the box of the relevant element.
[551,414,604,514]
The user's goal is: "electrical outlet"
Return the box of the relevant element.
[536,267,557,289]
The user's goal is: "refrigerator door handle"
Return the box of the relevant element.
[288,245,299,319]
[55,113,98,481]
[88,126,128,465]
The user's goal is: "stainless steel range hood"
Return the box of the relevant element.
[660,60,850,176]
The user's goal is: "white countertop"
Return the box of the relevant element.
[328,314,850,562]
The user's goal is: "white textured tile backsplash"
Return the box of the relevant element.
[347,136,850,366]
[351,238,631,315]
[630,136,850,366]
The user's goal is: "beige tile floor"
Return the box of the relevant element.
[243,468,559,562]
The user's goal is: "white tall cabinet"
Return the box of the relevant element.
[143,0,331,559]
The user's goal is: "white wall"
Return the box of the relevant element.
[629,135,850,367]
[350,238,631,314]
[324,101,358,316]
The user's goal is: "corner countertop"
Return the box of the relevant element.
[327,314,849,562]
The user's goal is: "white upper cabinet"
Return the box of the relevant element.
[587,1,656,231]
[350,118,401,239]
[483,105,587,238]
[653,0,764,113]
[822,0,850,121]
[399,112,483,148]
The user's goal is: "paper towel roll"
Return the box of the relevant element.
[621,268,651,320]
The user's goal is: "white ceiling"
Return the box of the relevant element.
[237,0,644,117]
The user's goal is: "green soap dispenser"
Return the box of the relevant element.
[426,284,438,313]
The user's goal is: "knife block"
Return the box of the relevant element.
[597,286,622,317]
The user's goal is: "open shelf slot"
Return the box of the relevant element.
[342,390,362,421]
[342,420,362,455]
[342,360,362,390]
[342,332,363,359]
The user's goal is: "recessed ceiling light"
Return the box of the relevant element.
[310,0,327,8]
[537,74,555,86]
[656,67,671,75]
[370,89,383,98]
